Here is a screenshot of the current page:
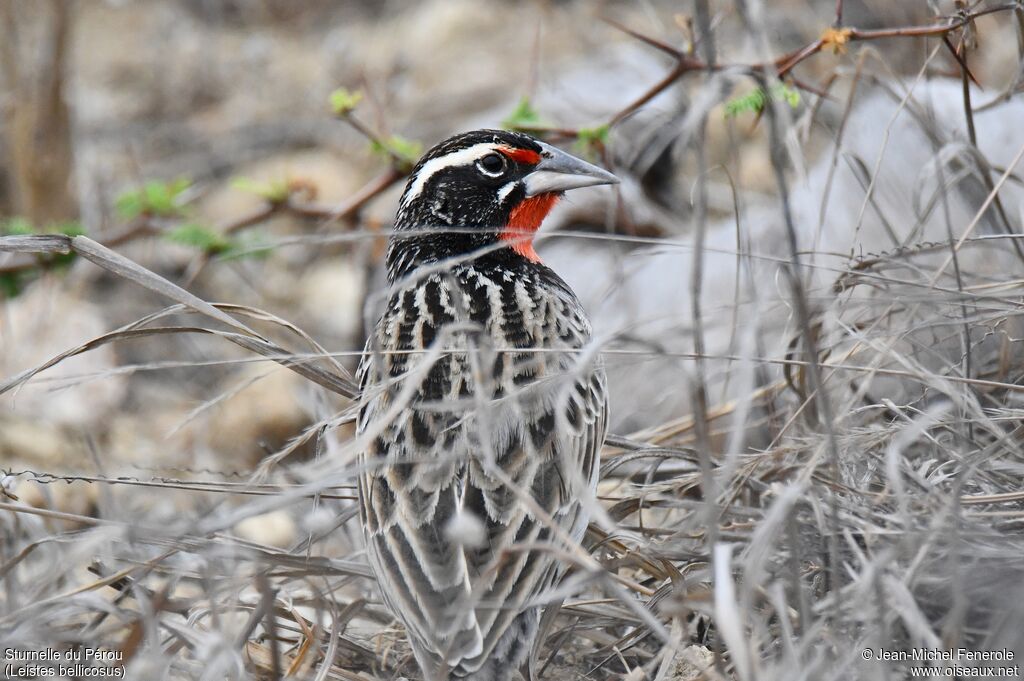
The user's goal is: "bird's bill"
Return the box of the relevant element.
[522,142,619,197]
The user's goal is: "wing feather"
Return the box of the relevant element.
[357,268,608,678]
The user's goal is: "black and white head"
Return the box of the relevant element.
[388,129,617,278]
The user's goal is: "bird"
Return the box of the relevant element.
[356,129,616,681]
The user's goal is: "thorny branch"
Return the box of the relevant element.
[597,3,1019,134]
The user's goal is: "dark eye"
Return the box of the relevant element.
[477,153,507,176]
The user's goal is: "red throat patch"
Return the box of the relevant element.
[502,193,560,263]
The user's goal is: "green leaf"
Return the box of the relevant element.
[724,83,801,118]
[330,87,363,116]
[1,217,35,236]
[164,223,232,255]
[724,89,766,117]
[48,221,86,237]
[502,96,547,130]
[370,134,423,169]
[114,192,142,219]
[42,222,85,267]
[231,176,290,203]
[779,84,801,108]
[33,222,86,266]
[116,178,191,218]
[574,124,610,158]
[577,125,610,146]
[0,219,85,274]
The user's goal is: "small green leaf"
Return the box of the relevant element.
[115,192,142,219]
[724,83,801,118]
[165,223,232,255]
[116,178,191,218]
[231,176,290,203]
[0,219,84,273]
[329,87,363,116]
[1,217,35,236]
[574,124,610,158]
[724,89,766,117]
[502,96,547,130]
[370,134,423,169]
[577,125,610,146]
[49,221,86,237]
[41,222,85,267]
[780,84,801,108]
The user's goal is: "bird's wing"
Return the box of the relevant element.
[455,367,608,674]
[357,271,608,675]
[357,279,488,665]
[357,331,486,664]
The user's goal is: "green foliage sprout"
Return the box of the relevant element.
[574,125,610,158]
[162,223,270,260]
[370,135,423,171]
[502,96,547,131]
[1,217,35,236]
[165,223,233,255]
[329,87,363,116]
[116,178,191,219]
[724,83,801,118]
[231,177,291,204]
[0,218,87,297]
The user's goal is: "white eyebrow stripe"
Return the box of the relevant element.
[401,142,499,206]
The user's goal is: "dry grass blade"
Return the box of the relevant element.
[70,235,263,337]
[0,324,356,399]
[0,234,72,253]
[0,236,359,398]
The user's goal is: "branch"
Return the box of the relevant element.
[0,168,406,278]
[599,3,1018,129]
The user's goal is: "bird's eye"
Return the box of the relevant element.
[477,153,507,177]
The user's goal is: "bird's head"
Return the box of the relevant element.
[388,129,618,278]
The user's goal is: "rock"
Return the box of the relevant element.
[295,258,365,342]
[672,645,715,680]
[234,509,297,548]
[0,418,81,468]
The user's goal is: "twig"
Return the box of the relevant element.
[600,2,1019,133]
[0,170,405,278]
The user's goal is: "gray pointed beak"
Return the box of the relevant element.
[522,141,619,197]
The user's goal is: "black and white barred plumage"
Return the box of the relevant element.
[356,130,616,681]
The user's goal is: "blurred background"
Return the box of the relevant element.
[3,1,1024,679]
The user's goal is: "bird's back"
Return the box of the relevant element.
[357,258,607,680]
